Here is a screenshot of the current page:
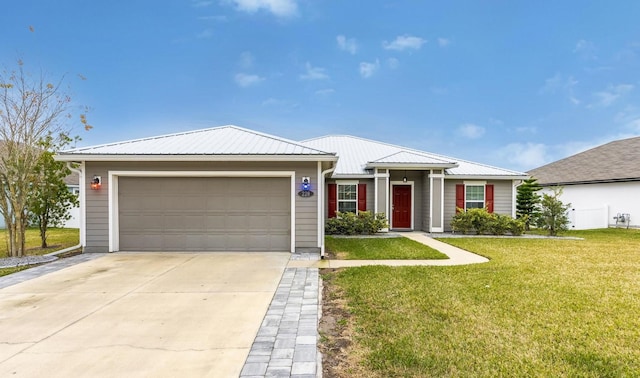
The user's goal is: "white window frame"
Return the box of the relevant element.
[463,180,486,210]
[336,180,359,214]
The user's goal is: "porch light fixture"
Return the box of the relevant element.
[402,170,407,183]
[90,175,101,190]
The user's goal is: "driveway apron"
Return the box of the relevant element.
[0,252,290,377]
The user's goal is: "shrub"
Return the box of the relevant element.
[325,211,388,235]
[536,187,571,236]
[451,208,524,236]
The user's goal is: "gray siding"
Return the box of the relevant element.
[83,161,319,252]
[421,172,431,231]
[443,179,514,231]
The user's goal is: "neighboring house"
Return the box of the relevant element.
[0,172,80,229]
[528,136,640,229]
[55,125,527,255]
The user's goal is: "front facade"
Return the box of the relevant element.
[57,125,526,255]
[303,135,526,234]
[529,136,640,229]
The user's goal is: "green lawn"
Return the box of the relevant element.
[321,228,640,377]
[325,236,448,260]
[0,228,80,277]
[0,228,80,258]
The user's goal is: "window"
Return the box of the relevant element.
[465,185,485,209]
[337,183,357,213]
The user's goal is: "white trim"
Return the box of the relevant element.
[107,170,296,253]
[317,162,322,249]
[429,172,434,232]
[463,182,486,210]
[56,154,337,162]
[67,162,86,247]
[437,175,445,232]
[512,179,523,218]
[335,180,359,214]
[374,168,378,214]
[390,180,415,230]
[373,170,390,215]
[320,165,336,257]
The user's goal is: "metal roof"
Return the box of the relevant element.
[528,136,640,185]
[58,125,335,160]
[301,135,526,177]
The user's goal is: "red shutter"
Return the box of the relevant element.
[328,183,337,218]
[455,184,464,213]
[486,184,494,213]
[357,184,367,212]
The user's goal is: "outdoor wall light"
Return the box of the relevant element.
[301,177,311,191]
[402,170,408,183]
[90,175,101,190]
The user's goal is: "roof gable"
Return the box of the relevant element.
[60,125,333,157]
[528,136,640,185]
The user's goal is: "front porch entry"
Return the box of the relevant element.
[392,184,412,229]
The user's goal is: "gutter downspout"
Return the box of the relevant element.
[67,162,85,252]
[320,164,336,259]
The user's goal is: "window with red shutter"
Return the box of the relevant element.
[328,183,337,218]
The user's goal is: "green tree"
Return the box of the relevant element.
[536,187,571,236]
[29,134,79,248]
[0,59,87,257]
[516,178,542,230]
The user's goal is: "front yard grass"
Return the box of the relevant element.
[320,228,640,377]
[325,236,448,260]
[0,228,79,257]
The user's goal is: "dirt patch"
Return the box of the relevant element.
[319,268,373,378]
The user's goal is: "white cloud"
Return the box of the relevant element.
[592,84,634,107]
[496,143,548,171]
[514,126,537,134]
[458,123,485,139]
[387,58,399,69]
[299,62,329,80]
[383,35,426,51]
[488,117,503,126]
[336,35,357,54]
[540,73,578,94]
[227,0,298,18]
[437,37,450,47]
[238,51,254,69]
[573,39,597,60]
[540,73,581,104]
[196,29,213,38]
[234,73,264,87]
[359,60,380,78]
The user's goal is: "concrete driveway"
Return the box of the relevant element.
[0,252,290,377]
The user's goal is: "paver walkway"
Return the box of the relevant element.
[242,232,489,377]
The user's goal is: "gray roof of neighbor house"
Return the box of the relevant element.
[57,125,336,161]
[528,136,640,185]
[301,135,527,178]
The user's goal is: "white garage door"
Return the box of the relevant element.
[118,177,290,251]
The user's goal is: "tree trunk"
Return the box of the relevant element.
[39,216,48,249]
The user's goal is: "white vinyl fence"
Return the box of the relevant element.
[568,205,608,230]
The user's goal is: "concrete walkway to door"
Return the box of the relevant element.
[0,252,290,377]
[287,231,489,268]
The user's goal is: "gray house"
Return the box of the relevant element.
[56,125,527,255]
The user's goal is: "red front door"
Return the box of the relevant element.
[392,185,412,229]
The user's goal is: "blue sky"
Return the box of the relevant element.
[2,1,640,172]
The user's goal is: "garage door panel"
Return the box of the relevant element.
[118,177,290,252]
